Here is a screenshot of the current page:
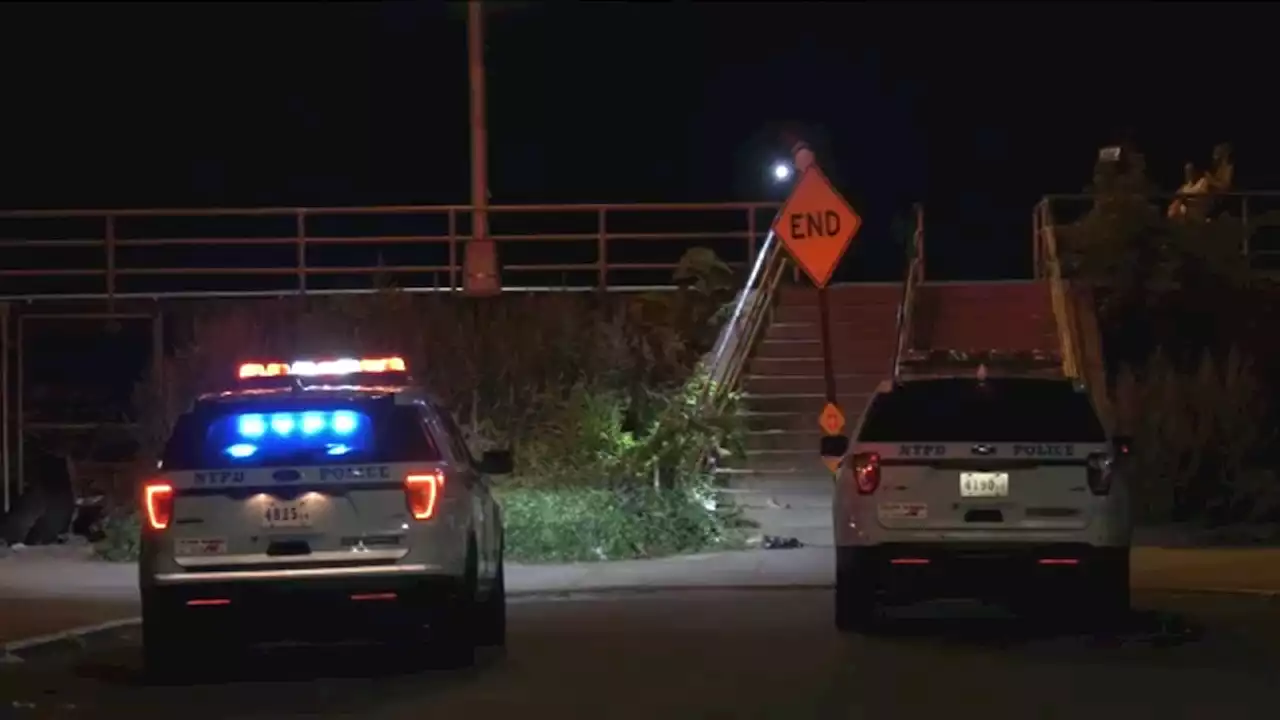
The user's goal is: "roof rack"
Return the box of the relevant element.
[896,348,1066,381]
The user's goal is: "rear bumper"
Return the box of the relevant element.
[839,543,1128,600]
[142,571,467,641]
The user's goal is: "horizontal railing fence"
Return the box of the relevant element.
[1037,191,1280,274]
[0,202,782,301]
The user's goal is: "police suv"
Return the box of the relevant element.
[831,352,1132,630]
[138,356,510,672]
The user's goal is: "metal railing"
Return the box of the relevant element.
[1032,201,1081,380]
[702,225,789,411]
[0,201,780,301]
[1033,191,1280,274]
[890,204,926,382]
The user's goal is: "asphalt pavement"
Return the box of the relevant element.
[2,588,1279,719]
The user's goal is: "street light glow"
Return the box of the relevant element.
[772,162,793,182]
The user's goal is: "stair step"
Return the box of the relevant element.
[742,392,874,416]
[764,319,898,341]
[745,429,824,452]
[755,338,897,366]
[750,357,892,377]
[743,373,883,396]
[772,304,901,324]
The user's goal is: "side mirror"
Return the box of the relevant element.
[479,449,514,476]
[1112,436,1133,458]
[820,435,850,459]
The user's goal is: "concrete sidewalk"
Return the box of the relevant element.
[5,545,1280,647]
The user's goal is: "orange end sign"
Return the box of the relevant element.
[822,456,841,474]
[818,402,846,437]
[772,166,862,289]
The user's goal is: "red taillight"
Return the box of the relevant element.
[1086,453,1113,496]
[142,481,174,530]
[852,452,881,495]
[405,470,445,520]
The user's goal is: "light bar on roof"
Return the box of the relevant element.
[238,356,407,380]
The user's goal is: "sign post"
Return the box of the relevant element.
[772,143,863,473]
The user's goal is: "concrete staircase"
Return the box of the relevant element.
[723,279,1064,546]
[725,282,902,546]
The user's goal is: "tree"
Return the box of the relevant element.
[1056,144,1251,369]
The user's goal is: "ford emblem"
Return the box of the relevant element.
[273,469,302,482]
[971,444,995,456]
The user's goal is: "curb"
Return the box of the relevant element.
[1,617,141,664]
[3,582,1278,661]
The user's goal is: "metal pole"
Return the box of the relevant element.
[1,303,8,514]
[792,143,837,409]
[817,287,837,404]
[464,1,499,296]
[14,316,22,499]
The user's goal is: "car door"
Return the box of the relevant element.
[429,405,496,580]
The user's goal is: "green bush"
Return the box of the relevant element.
[499,482,748,563]
[91,509,142,562]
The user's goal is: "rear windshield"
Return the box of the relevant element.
[857,378,1107,443]
[160,398,440,470]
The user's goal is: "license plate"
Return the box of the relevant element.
[263,500,311,528]
[960,472,1009,498]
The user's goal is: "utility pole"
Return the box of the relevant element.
[464,1,500,296]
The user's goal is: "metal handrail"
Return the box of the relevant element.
[1034,200,1081,380]
[702,226,788,411]
[1034,191,1278,271]
[890,204,926,382]
[0,201,780,300]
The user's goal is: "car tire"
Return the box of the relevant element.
[476,532,507,648]
[835,547,878,633]
[427,537,479,668]
[1086,547,1131,628]
[142,611,184,682]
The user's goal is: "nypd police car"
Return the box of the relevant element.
[138,356,510,672]
[830,354,1133,631]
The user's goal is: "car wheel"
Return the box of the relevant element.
[142,611,184,682]
[428,537,479,667]
[477,533,506,648]
[1086,548,1131,628]
[835,548,878,633]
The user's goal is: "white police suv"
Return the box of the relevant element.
[831,352,1133,631]
[138,356,510,672]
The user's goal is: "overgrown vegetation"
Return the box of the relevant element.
[1058,144,1280,527]
[94,249,751,561]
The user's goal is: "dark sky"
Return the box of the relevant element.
[0,2,1275,280]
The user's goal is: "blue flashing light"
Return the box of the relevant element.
[269,413,296,436]
[300,412,326,435]
[238,414,266,438]
[331,411,359,435]
[226,410,369,460]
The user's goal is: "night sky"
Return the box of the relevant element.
[0,2,1274,281]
